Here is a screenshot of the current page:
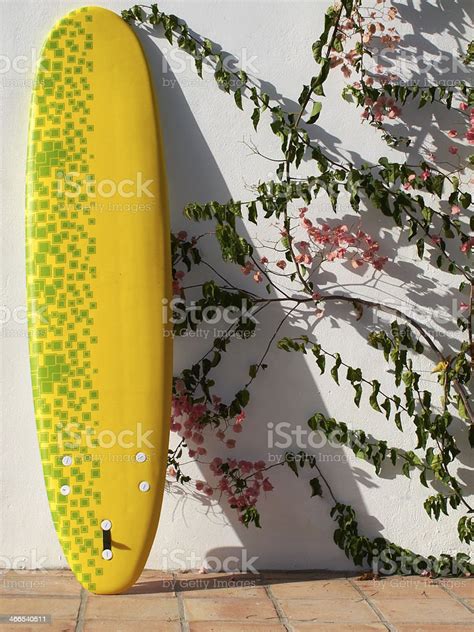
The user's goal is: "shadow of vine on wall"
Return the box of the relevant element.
[130,0,472,575]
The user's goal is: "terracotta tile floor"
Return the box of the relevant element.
[0,570,472,631]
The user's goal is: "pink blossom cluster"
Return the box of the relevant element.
[297,209,388,270]
[460,238,474,254]
[361,94,402,122]
[171,389,208,458]
[242,260,263,283]
[194,457,274,517]
[171,380,246,455]
[330,3,400,80]
[241,215,388,282]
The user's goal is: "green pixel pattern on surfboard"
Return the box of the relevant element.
[26,8,102,592]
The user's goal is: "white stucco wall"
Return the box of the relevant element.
[1,0,472,573]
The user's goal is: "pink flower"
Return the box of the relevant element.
[421,169,430,181]
[388,105,401,119]
[253,271,263,283]
[447,129,458,138]
[195,480,205,491]
[276,260,287,270]
[460,238,474,253]
[226,439,236,449]
[262,478,274,492]
[448,146,458,155]
[341,64,351,78]
[460,302,469,311]
[175,380,186,394]
[177,230,188,241]
[451,205,461,215]
[210,457,223,471]
[241,261,254,276]
[233,424,243,433]
[460,102,468,111]
[260,256,269,264]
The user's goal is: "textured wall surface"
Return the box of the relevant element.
[1,0,472,572]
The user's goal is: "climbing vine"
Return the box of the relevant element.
[122,2,473,576]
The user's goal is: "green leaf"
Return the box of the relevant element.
[234,88,243,110]
[316,354,326,374]
[416,238,424,258]
[249,364,258,379]
[369,381,381,412]
[251,107,260,130]
[286,454,299,477]
[310,477,323,497]
[307,101,322,124]
[353,383,362,407]
[247,201,257,224]
[381,399,391,420]
[236,389,250,407]
[331,353,341,385]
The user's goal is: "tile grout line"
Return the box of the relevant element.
[74,587,88,632]
[347,578,396,632]
[264,584,294,632]
[0,592,79,599]
[173,572,190,632]
[436,580,474,613]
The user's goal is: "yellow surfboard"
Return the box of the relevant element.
[26,6,172,594]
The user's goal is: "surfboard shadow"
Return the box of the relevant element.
[132,31,385,575]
